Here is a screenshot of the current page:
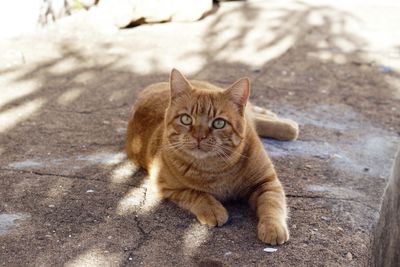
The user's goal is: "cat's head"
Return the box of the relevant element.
[164,68,250,159]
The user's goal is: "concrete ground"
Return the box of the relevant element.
[1,0,399,266]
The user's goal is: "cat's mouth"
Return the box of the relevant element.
[191,145,207,152]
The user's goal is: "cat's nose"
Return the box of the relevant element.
[192,130,207,142]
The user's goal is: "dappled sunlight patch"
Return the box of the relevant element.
[126,43,206,75]
[110,161,139,184]
[0,80,38,109]
[308,50,348,64]
[0,98,45,133]
[0,212,30,236]
[74,72,95,84]
[64,248,123,267]
[116,177,161,216]
[44,179,74,206]
[264,104,399,178]
[8,159,43,169]
[116,186,146,215]
[140,177,162,213]
[203,1,302,66]
[109,89,131,102]
[116,161,162,216]
[48,57,82,75]
[182,222,210,257]
[57,88,83,106]
[77,152,125,166]
[332,37,358,53]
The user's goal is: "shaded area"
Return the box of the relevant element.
[0,1,399,266]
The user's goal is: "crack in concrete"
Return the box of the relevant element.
[2,167,151,263]
[122,187,150,265]
[0,168,137,187]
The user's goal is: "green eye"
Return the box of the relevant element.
[212,118,226,129]
[180,114,192,125]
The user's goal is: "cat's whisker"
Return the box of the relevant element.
[159,140,192,150]
[212,143,249,159]
[214,150,230,166]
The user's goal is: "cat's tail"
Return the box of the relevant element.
[252,106,299,141]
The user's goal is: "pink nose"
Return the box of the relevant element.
[192,130,207,145]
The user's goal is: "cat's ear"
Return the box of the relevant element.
[170,68,192,99]
[225,77,250,115]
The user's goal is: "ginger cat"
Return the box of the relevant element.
[126,69,299,245]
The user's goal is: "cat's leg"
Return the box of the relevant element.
[253,112,299,141]
[162,188,229,227]
[248,175,289,245]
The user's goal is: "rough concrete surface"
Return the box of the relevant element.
[0,0,399,266]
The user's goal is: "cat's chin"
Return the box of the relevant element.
[187,149,210,159]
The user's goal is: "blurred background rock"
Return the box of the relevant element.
[0,0,214,39]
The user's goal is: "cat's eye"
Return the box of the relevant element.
[212,118,226,129]
[180,114,192,125]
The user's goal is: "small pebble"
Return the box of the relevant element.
[48,205,55,208]
[86,189,95,193]
[314,154,330,160]
[321,216,331,221]
[128,257,133,261]
[363,167,369,172]
[346,252,353,261]
[263,247,278,253]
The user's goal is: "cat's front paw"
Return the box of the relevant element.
[257,218,289,245]
[194,202,229,227]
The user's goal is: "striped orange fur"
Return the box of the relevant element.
[126,69,299,245]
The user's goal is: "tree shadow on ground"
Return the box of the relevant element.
[0,1,399,266]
